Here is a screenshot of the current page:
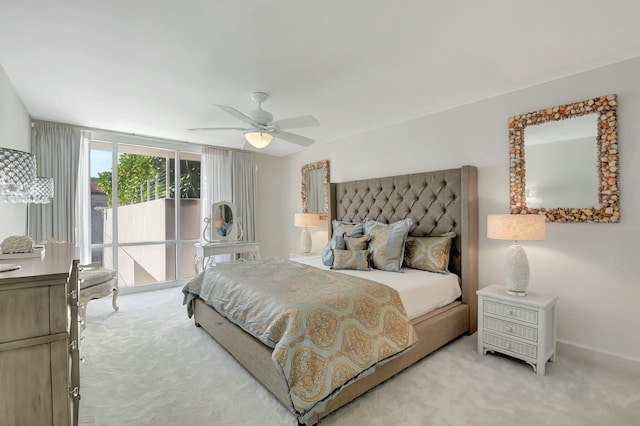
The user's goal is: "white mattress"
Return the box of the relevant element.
[292,256,461,319]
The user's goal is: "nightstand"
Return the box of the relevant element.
[477,284,558,375]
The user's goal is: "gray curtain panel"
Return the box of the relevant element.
[29,122,81,243]
[231,150,257,243]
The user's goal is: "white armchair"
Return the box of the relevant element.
[79,263,119,328]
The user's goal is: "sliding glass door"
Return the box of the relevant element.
[89,139,200,290]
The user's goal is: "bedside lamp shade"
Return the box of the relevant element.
[487,214,545,296]
[295,213,320,254]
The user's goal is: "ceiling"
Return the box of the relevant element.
[1,1,639,156]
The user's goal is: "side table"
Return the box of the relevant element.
[477,284,558,375]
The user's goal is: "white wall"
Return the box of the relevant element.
[257,57,640,364]
[0,63,31,239]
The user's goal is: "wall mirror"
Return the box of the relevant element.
[203,201,242,242]
[301,160,330,220]
[509,95,619,223]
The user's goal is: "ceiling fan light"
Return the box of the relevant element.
[245,131,273,148]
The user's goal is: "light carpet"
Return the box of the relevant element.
[78,287,640,426]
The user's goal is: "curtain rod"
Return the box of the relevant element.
[30,119,249,154]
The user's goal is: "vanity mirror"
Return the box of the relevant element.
[203,201,242,242]
[301,160,330,220]
[509,95,618,223]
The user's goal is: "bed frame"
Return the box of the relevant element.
[192,165,478,425]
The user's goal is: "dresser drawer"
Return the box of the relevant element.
[0,287,51,343]
[483,316,538,342]
[483,332,537,359]
[483,300,538,325]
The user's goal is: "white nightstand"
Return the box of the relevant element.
[477,284,558,375]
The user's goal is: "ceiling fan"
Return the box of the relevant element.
[189,92,320,149]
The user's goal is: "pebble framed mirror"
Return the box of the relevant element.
[509,95,619,223]
[301,160,330,220]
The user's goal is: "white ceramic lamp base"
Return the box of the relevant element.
[504,243,530,296]
[301,227,312,254]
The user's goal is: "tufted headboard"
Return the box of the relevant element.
[330,165,478,331]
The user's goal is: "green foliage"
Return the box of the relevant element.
[95,154,200,207]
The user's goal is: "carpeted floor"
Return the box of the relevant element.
[78,287,640,426]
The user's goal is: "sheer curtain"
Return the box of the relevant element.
[75,131,92,263]
[231,150,257,243]
[201,147,232,241]
[29,122,81,244]
[200,147,257,258]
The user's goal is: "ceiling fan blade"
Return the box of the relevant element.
[188,127,250,131]
[271,115,320,130]
[273,130,315,147]
[214,105,261,127]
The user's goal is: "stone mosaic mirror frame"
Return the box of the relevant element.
[301,160,330,220]
[509,95,619,223]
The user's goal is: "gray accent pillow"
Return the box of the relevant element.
[321,234,346,266]
[344,235,369,251]
[332,220,364,238]
[404,232,456,274]
[321,221,365,266]
[331,249,371,271]
[363,219,413,272]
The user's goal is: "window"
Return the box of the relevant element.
[90,139,201,289]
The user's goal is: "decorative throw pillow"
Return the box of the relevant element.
[331,249,371,271]
[332,220,364,238]
[403,232,456,274]
[321,234,346,266]
[363,219,412,272]
[344,235,370,251]
[321,221,365,266]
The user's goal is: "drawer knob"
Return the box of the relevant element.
[508,310,514,316]
[504,342,511,349]
[506,327,513,333]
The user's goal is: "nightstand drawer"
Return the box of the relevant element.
[483,316,537,342]
[484,300,538,324]
[483,332,537,359]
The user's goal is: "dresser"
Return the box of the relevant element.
[477,284,558,375]
[0,243,80,425]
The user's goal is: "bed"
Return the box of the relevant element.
[183,165,478,425]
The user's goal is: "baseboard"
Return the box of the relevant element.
[557,339,640,373]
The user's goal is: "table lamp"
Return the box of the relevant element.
[294,213,320,254]
[487,214,546,296]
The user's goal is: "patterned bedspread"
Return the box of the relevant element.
[182,258,417,422]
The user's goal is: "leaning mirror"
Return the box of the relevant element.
[301,160,330,220]
[203,201,242,242]
[509,95,618,223]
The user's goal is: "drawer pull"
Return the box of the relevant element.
[68,290,78,300]
[508,310,514,316]
[504,342,511,349]
[70,340,77,350]
[506,327,513,333]
[70,387,79,397]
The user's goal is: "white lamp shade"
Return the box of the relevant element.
[245,131,274,148]
[294,213,320,227]
[487,214,545,241]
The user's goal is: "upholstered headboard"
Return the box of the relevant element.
[330,165,478,332]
